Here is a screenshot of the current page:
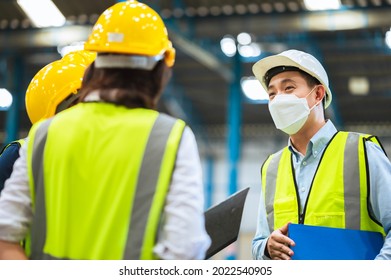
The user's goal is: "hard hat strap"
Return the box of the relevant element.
[55,92,81,114]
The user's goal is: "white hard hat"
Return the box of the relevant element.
[252,49,332,109]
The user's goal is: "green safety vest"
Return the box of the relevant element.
[261,131,385,235]
[26,103,186,260]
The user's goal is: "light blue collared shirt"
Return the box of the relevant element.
[252,120,391,260]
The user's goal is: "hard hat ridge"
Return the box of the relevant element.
[84,0,175,68]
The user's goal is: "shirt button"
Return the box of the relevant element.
[300,187,305,192]
[303,161,307,166]
[314,151,318,155]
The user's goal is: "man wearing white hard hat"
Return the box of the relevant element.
[251,49,391,260]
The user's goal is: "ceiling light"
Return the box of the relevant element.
[238,43,261,58]
[287,2,300,12]
[260,3,273,13]
[17,0,66,28]
[220,36,237,57]
[371,0,382,6]
[304,0,341,11]
[238,45,253,57]
[248,4,260,14]
[222,5,234,15]
[0,89,13,110]
[241,77,269,103]
[173,8,184,18]
[160,9,172,18]
[385,28,391,49]
[197,6,209,17]
[184,7,196,17]
[237,32,252,45]
[357,0,368,7]
[274,2,286,13]
[210,6,222,16]
[235,4,247,15]
[348,77,369,95]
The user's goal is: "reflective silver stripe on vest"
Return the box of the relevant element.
[343,133,361,230]
[124,114,179,259]
[264,132,362,231]
[30,114,181,259]
[264,150,284,232]
[30,119,53,259]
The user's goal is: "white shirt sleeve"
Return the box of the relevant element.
[153,126,211,259]
[0,138,32,242]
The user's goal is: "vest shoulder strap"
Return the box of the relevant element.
[342,131,386,230]
[260,147,287,188]
[363,135,388,158]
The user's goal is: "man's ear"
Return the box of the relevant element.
[315,84,326,103]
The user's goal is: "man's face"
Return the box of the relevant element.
[267,71,313,102]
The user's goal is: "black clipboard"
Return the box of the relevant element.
[204,187,250,259]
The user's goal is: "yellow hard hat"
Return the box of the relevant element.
[25,50,96,124]
[84,0,175,67]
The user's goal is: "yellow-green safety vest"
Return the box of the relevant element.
[26,103,186,260]
[261,131,386,236]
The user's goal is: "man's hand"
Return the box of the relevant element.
[266,223,295,260]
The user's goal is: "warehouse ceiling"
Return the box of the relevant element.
[1,0,391,147]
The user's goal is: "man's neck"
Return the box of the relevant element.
[290,120,326,155]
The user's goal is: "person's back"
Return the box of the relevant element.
[28,103,186,259]
[0,0,210,260]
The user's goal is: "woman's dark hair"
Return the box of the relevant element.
[78,59,170,110]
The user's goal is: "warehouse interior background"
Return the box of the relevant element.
[0,0,391,259]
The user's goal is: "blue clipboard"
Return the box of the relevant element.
[288,223,384,260]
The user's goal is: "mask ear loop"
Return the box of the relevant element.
[307,85,323,110]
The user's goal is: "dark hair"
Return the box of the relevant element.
[78,59,170,110]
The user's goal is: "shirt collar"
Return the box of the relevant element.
[288,120,338,159]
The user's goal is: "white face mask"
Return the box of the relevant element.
[268,87,318,135]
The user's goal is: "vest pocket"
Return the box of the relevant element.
[274,196,298,229]
[310,212,345,228]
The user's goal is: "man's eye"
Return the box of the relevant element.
[268,92,276,99]
[285,86,294,91]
